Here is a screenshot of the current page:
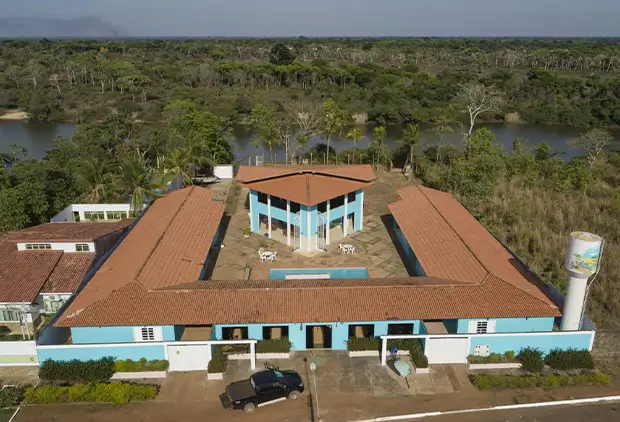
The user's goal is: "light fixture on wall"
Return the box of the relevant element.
[300,323,303,331]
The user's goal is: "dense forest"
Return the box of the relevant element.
[1,38,620,126]
[1,38,620,328]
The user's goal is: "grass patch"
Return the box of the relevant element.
[25,382,159,405]
[467,351,517,364]
[208,346,227,373]
[0,408,17,422]
[470,372,610,390]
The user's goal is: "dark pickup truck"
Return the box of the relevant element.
[220,363,304,413]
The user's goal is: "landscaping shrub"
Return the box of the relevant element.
[413,353,429,369]
[208,346,227,373]
[387,339,423,354]
[346,336,380,351]
[39,357,115,382]
[544,349,595,370]
[25,383,158,404]
[0,386,25,407]
[114,358,170,372]
[467,351,518,364]
[256,337,292,353]
[470,373,610,390]
[517,348,544,373]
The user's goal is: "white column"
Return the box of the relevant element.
[381,337,387,366]
[326,200,330,245]
[307,207,312,252]
[79,211,85,221]
[343,195,348,237]
[359,190,364,231]
[267,194,272,239]
[249,192,255,231]
[250,342,256,371]
[286,200,291,246]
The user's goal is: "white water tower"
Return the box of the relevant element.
[560,231,604,331]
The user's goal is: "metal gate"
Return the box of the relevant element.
[316,211,326,250]
[293,211,301,251]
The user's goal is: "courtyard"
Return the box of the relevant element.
[210,169,414,281]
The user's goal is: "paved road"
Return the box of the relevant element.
[428,403,619,422]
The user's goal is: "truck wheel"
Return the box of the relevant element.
[243,402,256,413]
[287,390,299,400]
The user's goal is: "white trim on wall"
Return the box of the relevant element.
[37,339,258,350]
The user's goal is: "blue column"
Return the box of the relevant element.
[354,189,363,231]
[249,191,260,233]
[300,205,308,236]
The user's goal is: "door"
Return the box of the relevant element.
[167,345,212,371]
[257,384,283,405]
[424,337,469,364]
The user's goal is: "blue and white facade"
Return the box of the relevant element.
[249,188,364,252]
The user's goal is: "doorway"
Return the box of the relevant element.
[305,325,332,349]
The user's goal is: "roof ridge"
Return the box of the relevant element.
[411,185,488,283]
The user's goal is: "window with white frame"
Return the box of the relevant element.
[468,320,496,334]
[75,244,90,252]
[0,309,19,321]
[25,244,52,250]
[106,211,128,220]
[84,211,105,221]
[133,326,162,342]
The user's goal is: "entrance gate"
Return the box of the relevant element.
[316,211,325,250]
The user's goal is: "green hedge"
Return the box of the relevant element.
[208,346,227,373]
[467,351,517,364]
[0,386,25,407]
[25,382,158,404]
[256,337,292,353]
[40,357,115,382]
[517,348,544,373]
[0,334,28,341]
[470,373,610,390]
[347,336,380,351]
[114,359,169,372]
[544,349,595,370]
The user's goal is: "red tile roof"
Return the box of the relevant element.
[9,220,133,243]
[0,220,130,303]
[389,186,557,306]
[236,165,376,206]
[41,254,96,294]
[55,183,560,328]
[58,186,225,323]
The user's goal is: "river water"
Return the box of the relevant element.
[0,120,612,161]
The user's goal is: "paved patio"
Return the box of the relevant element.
[211,170,415,280]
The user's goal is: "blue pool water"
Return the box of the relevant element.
[269,267,369,280]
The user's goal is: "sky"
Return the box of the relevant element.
[3,0,620,37]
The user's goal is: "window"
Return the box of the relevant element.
[133,326,162,342]
[317,201,327,213]
[290,202,300,214]
[271,196,287,211]
[468,320,496,334]
[43,298,64,313]
[0,309,19,322]
[25,244,52,250]
[331,195,345,209]
[347,191,356,203]
[75,244,90,252]
[106,211,128,220]
[257,192,268,204]
[84,211,105,221]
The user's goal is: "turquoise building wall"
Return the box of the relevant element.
[71,326,176,344]
[469,332,592,355]
[38,344,166,363]
[456,317,555,333]
[393,220,425,276]
[249,189,364,237]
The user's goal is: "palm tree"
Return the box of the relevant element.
[118,154,163,215]
[75,157,118,203]
[164,148,194,186]
[370,126,386,168]
[398,124,421,180]
[346,128,363,164]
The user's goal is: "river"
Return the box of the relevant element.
[0,121,609,162]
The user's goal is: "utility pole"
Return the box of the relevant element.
[309,362,321,422]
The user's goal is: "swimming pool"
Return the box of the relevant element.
[269,267,369,280]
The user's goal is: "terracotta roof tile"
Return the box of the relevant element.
[56,276,559,327]
[236,165,376,183]
[41,254,96,294]
[388,187,486,283]
[237,165,376,206]
[59,186,225,322]
[391,185,556,306]
[9,220,133,243]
